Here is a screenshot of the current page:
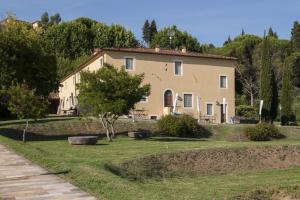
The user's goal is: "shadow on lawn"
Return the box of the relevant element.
[146,137,208,142]
[0,128,105,142]
[0,117,75,127]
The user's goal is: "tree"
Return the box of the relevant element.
[149,20,158,44]
[41,12,49,27]
[223,36,232,46]
[0,22,58,96]
[142,20,150,46]
[289,52,300,87]
[280,57,294,125]
[6,83,48,142]
[107,24,138,48]
[78,64,150,141]
[212,34,262,106]
[50,13,61,25]
[259,36,278,122]
[241,29,245,35]
[268,27,278,38]
[150,25,201,52]
[291,21,300,51]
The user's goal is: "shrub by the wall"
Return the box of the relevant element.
[157,114,200,137]
[245,123,282,141]
[236,105,257,119]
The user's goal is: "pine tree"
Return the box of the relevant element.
[260,36,277,122]
[149,20,158,44]
[280,57,294,125]
[291,21,300,51]
[142,20,150,46]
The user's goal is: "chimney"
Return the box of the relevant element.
[93,48,101,55]
[181,46,187,53]
[155,45,160,53]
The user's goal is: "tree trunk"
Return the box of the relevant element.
[250,92,254,107]
[110,124,115,138]
[23,120,29,143]
[105,121,112,142]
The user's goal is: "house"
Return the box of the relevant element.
[58,47,237,123]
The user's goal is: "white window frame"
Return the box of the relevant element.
[182,92,193,109]
[124,56,135,71]
[174,60,183,76]
[77,73,81,83]
[219,74,228,89]
[140,95,149,103]
[205,102,214,116]
[100,57,104,67]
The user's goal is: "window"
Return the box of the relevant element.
[206,104,213,115]
[125,57,134,70]
[77,73,81,83]
[174,61,182,75]
[73,76,76,85]
[65,82,68,90]
[220,75,227,88]
[183,93,193,108]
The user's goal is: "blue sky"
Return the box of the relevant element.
[0,0,299,46]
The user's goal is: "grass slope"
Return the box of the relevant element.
[0,119,300,199]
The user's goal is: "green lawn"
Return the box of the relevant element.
[0,120,300,199]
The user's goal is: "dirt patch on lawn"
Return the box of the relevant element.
[235,186,300,200]
[106,145,300,180]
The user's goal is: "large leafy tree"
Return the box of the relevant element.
[78,64,150,141]
[280,57,294,125]
[6,83,48,142]
[150,25,201,52]
[259,37,278,122]
[212,35,262,106]
[0,22,58,96]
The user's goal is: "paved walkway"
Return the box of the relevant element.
[0,144,97,200]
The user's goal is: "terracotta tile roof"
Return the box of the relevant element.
[102,48,237,60]
[60,48,237,83]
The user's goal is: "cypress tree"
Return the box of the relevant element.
[142,20,150,46]
[280,57,294,125]
[291,21,300,51]
[268,27,278,38]
[260,36,277,122]
[149,20,158,44]
[241,29,245,35]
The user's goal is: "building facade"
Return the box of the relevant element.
[58,47,236,123]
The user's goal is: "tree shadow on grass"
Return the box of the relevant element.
[0,117,76,127]
[146,137,208,142]
[0,128,105,142]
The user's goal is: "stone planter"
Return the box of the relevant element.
[128,131,149,139]
[68,136,98,145]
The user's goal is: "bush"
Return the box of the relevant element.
[236,105,257,119]
[157,114,200,137]
[245,123,282,141]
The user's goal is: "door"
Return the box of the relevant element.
[164,90,173,107]
[220,104,227,123]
